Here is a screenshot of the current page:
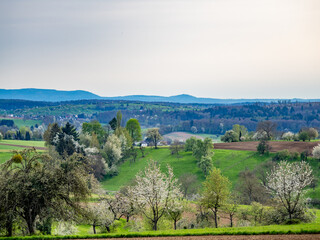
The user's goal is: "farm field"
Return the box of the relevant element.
[0,139,46,148]
[0,140,46,164]
[0,118,42,128]
[215,141,319,153]
[163,132,220,143]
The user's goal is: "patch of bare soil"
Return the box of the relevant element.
[163,132,204,142]
[77,234,320,240]
[214,141,319,154]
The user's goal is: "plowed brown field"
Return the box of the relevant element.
[214,141,319,154]
[78,234,320,240]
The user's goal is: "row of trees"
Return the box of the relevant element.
[221,121,319,142]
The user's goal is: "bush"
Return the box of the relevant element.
[221,130,238,142]
[257,139,270,155]
[105,164,119,177]
[298,131,309,141]
[272,150,299,162]
[312,144,320,160]
[264,205,315,225]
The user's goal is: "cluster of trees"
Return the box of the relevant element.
[3,99,320,136]
[185,137,214,175]
[221,121,319,143]
[0,123,45,141]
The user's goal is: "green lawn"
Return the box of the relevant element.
[0,140,45,148]
[0,118,42,128]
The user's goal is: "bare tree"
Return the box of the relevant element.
[256,121,277,140]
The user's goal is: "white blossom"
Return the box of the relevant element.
[53,221,78,235]
[128,161,182,230]
[312,144,320,160]
[281,131,294,141]
[266,161,313,219]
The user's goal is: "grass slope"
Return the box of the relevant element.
[102,148,204,191]
[101,148,273,192]
[102,147,319,199]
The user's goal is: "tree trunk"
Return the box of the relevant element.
[214,208,218,228]
[153,220,158,231]
[5,219,13,237]
[106,225,110,232]
[27,220,35,235]
[93,224,96,234]
[174,220,177,230]
[126,215,130,222]
[25,211,36,235]
[230,214,233,228]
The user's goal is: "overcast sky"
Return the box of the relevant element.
[0,0,319,98]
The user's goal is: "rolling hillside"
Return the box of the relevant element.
[101,147,320,200]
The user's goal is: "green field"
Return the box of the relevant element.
[0,118,42,128]
[102,148,274,191]
[0,140,45,148]
[0,140,46,164]
[102,148,205,191]
[101,147,320,200]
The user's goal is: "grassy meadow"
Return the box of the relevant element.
[0,140,46,164]
[0,118,42,128]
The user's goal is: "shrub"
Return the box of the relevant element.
[52,222,78,236]
[272,150,299,162]
[312,144,320,160]
[298,131,309,142]
[221,130,238,142]
[105,164,119,177]
[281,132,294,141]
[257,139,270,155]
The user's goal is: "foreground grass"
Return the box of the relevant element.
[1,223,320,240]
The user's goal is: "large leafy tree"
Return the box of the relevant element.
[192,138,214,160]
[0,149,92,235]
[82,120,107,144]
[146,128,162,149]
[125,119,142,143]
[201,168,231,228]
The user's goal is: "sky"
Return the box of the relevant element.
[0,0,320,99]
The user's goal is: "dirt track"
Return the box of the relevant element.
[214,141,319,154]
[77,234,320,240]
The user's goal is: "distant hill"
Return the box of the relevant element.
[0,88,319,104]
[0,88,103,102]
